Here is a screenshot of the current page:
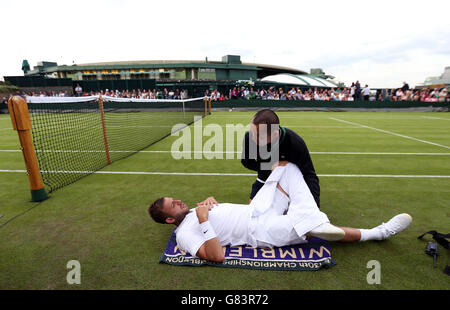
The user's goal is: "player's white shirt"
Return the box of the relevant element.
[175,164,329,257]
[175,203,252,257]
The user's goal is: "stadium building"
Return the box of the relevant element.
[418,66,450,89]
[18,55,339,88]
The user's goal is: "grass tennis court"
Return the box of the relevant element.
[0,111,449,289]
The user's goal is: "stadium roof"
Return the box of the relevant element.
[25,59,307,75]
[261,73,339,88]
[69,59,308,74]
[66,60,256,71]
[21,55,314,81]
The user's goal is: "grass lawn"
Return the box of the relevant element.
[0,111,449,290]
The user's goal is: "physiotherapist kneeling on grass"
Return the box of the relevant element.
[241,109,320,206]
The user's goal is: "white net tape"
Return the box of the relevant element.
[25,95,207,104]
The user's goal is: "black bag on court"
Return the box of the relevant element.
[417,230,449,275]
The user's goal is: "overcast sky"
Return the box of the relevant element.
[2,0,449,88]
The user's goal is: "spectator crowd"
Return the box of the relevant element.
[26,86,191,100]
[206,82,449,102]
[9,81,450,103]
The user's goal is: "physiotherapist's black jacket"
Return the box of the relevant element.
[241,126,320,207]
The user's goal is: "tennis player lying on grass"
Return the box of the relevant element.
[148,162,412,263]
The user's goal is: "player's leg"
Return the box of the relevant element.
[309,213,413,242]
[277,164,412,242]
[276,163,331,238]
[249,178,265,203]
[275,169,346,241]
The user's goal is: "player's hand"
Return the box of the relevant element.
[271,160,289,171]
[197,196,218,209]
[195,204,210,223]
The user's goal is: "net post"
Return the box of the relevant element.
[98,95,111,165]
[8,96,48,202]
[204,97,207,116]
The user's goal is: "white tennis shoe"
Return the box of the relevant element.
[377,213,412,239]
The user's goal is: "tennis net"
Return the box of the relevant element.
[25,95,208,193]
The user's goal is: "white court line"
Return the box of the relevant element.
[0,125,357,130]
[277,126,359,128]
[0,169,449,178]
[421,116,450,121]
[310,151,450,155]
[318,174,450,178]
[330,117,450,150]
[31,125,179,130]
[1,149,450,156]
[0,169,254,176]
